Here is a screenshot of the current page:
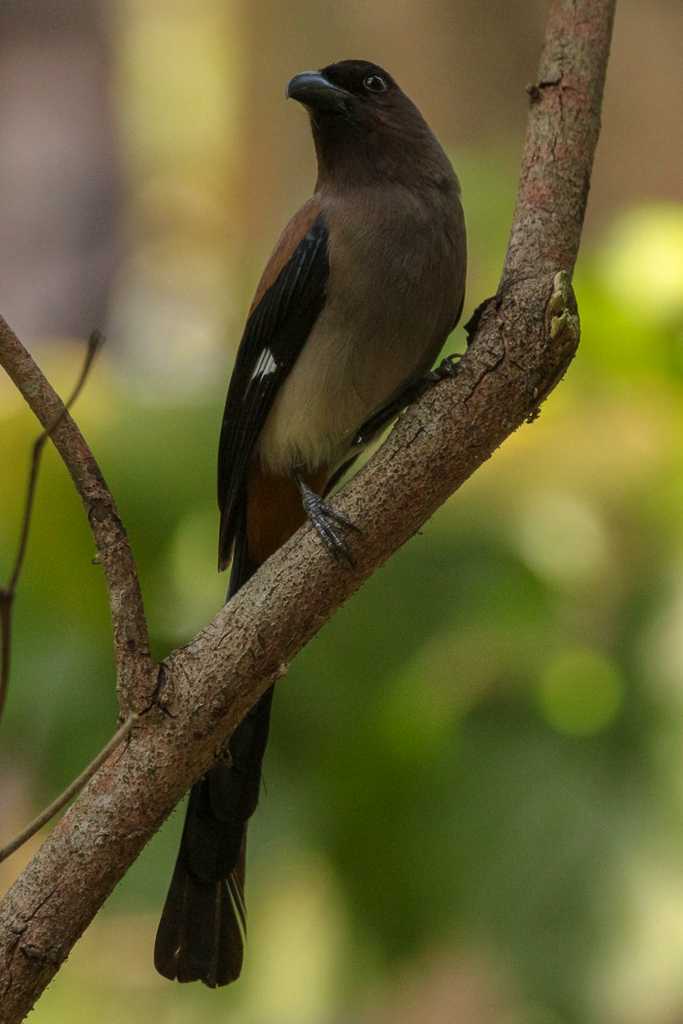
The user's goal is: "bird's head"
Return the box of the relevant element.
[287,60,455,191]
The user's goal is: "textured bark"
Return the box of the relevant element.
[0,0,615,1018]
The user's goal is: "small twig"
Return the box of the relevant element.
[6,330,102,596]
[0,331,103,725]
[0,712,137,864]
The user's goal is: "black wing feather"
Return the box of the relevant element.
[217,214,329,569]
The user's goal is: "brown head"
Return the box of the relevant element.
[287,59,458,193]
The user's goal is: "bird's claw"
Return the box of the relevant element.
[425,352,462,386]
[297,478,360,566]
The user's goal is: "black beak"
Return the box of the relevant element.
[287,72,350,113]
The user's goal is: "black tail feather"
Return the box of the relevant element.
[155,505,273,986]
[154,843,245,987]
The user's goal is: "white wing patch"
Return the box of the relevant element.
[249,348,278,384]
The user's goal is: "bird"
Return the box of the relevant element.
[154,58,467,988]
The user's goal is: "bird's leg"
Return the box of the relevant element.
[295,473,360,566]
[353,389,418,447]
[353,353,463,448]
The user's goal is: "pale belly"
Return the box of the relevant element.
[256,302,443,476]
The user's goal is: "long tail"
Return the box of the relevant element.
[154,505,274,987]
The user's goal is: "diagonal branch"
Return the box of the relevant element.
[0,1,616,1019]
[0,319,156,713]
[0,331,103,725]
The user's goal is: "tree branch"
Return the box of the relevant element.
[0,331,103,725]
[0,1,616,1018]
[0,319,156,713]
[0,714,137,864]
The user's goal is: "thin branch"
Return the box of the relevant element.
[0,2,616,1019]
[0,319,156,713]
[0,331,103,725]
[0,714,137,864]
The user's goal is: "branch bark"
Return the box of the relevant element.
[0,331,103,725]
[0,319,156,712]
[0,1,615,1018]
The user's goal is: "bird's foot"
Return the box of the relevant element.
[296,476,360,566]
[423,352,462,386]
[353,356,463,448]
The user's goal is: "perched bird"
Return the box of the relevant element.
[154,58,466,988]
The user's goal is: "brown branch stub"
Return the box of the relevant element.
[0,318,156,713]
[0,0,616,1019]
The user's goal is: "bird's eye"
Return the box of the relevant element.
[363,74,387,94]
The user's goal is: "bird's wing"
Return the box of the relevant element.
[217,201,329,570]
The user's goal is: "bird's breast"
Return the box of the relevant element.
[257,186,465,476]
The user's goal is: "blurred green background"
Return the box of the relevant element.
[1,2,683,1022]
